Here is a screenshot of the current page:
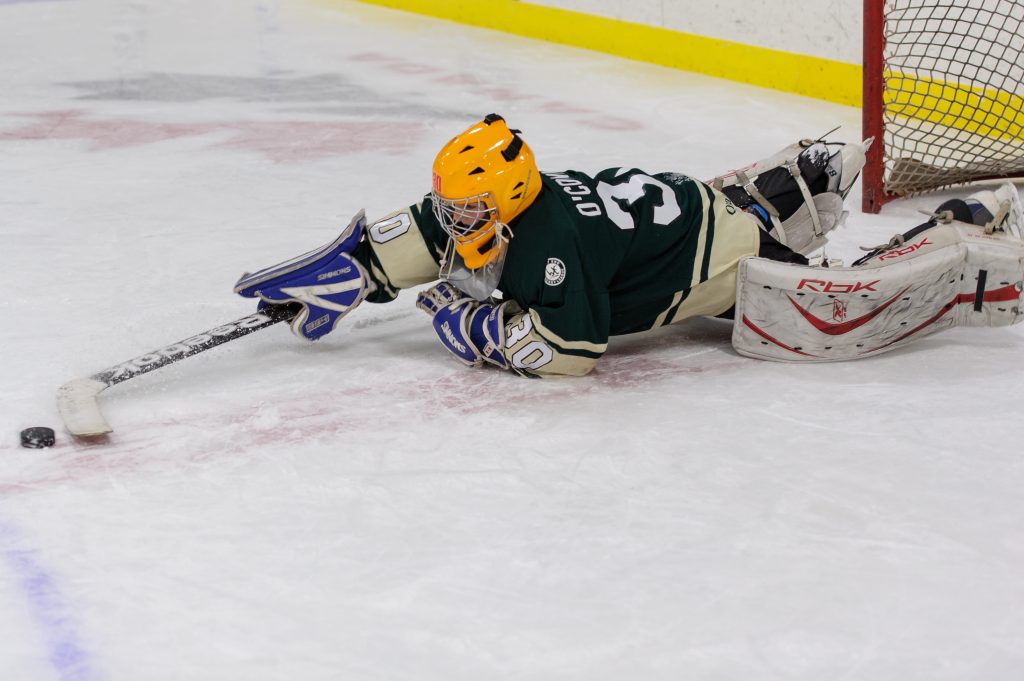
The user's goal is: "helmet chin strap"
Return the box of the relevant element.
[440,223,512,301]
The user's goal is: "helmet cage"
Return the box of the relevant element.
[431,191,500,240]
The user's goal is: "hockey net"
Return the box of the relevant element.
[862,0,1024,212]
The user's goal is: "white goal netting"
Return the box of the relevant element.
[880,0,1024,195]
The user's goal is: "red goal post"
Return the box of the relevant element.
[862,0,1024,213]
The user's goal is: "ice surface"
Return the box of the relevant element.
[1,1,1022,679]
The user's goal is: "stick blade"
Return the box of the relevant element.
[57,378,113,436]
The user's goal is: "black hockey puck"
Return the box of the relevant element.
[20,427,56,449]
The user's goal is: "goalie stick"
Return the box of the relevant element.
[57,304,299,437]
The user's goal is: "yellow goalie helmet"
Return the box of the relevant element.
[431,114,541,270]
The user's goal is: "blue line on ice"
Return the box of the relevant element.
[0,518,102,681]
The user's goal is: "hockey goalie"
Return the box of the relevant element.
[234,114,1024,376]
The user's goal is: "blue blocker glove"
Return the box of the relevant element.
[416,282,509,369]
[234,211,371,341]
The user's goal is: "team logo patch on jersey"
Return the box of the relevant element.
[545,258,566,286]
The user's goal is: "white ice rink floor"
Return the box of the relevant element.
[2,1,1023,679]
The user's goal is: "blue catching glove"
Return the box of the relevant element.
[234,211,371,341]
[415,282,508,369]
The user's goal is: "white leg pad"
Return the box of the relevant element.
[776,193,849,255]
[710,138,869,255]
[732,222,1024,362]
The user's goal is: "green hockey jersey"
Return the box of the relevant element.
[357,169,760,377]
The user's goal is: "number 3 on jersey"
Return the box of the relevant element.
[596,171,681,231]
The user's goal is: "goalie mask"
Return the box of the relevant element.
[431,113,541,299]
